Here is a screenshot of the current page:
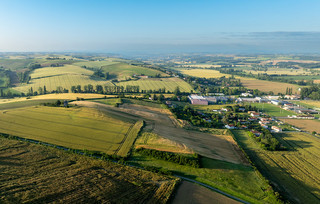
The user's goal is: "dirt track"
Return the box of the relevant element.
[72,101,248,165]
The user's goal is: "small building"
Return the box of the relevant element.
[270,100,283,106]
[225,124,236,129]
[241,93,253,97]
[250,111,260,117]
[271,126,282,133]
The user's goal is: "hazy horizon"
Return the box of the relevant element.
[1,0,320,54]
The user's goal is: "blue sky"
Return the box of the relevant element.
[1,0,320,53]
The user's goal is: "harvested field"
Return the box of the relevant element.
[232,130,320,203]
[116,77,193,93]
[180,69,231,78]
[239,77,300,94]
[74,101,247,165]
[280,118,320,133]
[244,68,311,75]
[172,181,240,204]
[0,106,142,156]
[0,137,178,203]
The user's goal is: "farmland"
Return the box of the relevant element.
[239,77,300,94]
[117,78,193,92]
[232,130,320,203]
[244,68,311,75]
[0,137,178,203]
[180,69,231,78]
[73,60,119,68]
[13,65,114,93]
[280,118,320,133]
[0,106,142,157]
[101,62,168,80]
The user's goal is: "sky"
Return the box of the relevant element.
[1,0,320,54]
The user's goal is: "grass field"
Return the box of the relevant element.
[13,65,114,93]
[239,77,300,94]
[117,78,193,92]
[0,137,178,203]
[180,69,232,78]
[129,153,280,204]
[0,106,142,156]
[73,60,119,68]
[232,130,320,203]
[248,103,295,117]
[102,62,168,80]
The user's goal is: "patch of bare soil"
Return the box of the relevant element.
[172,181,240,204]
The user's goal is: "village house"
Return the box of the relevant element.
[271,126,282,133]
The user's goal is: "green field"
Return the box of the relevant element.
[0,106,142,157]
[13,65,114,93]
[117,78,193,92]
[102,62,168,80]
[248,103,295,117]
[73,60,119,68]
[232,130,320,203]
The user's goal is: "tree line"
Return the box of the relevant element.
[136,148,200,168]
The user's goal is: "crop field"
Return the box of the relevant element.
[0,106,142,156]
[239,77,300,94]
[102,62,168,80]
[135,132,194,154]
[280,118,320,133]
[0,137,178,203]
[13,65,114,93]
[248,103,295,117]
[117,78,193,92]
[232,130,320,203]
[180,64,222,68]
[180,69,232,78]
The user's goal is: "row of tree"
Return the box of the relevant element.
[136,148,200,168]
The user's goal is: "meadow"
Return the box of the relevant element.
[13,65,114,93]
[0,106,142,157]
[117,78,193,92]
[0,137,178,203]
[232,130,320,203]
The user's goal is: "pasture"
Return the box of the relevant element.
[180,69,231,78]
[232,130,320,203]
[13,65,114,93]
[116,78,193,92]
[0,106,142,157]
[102,62,168,80]
[0,137,177,203]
